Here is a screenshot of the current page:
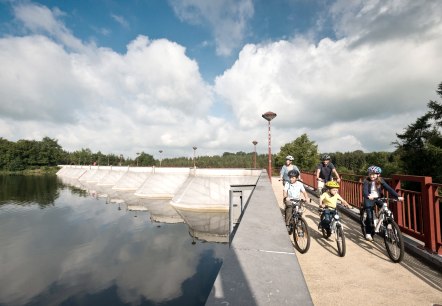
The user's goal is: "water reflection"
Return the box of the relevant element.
[0,175,226,306]
[0,175,61,207]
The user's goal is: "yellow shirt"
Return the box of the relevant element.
[320,192,343,209]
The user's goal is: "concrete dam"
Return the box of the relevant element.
[56,165,262,243]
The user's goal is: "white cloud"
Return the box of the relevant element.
[111,14,129,29]
[168,0,254,56]
[13,3,86,51]
[1,1,441,159]
[214,1,442,153]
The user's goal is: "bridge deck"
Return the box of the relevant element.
[271,177,442,306]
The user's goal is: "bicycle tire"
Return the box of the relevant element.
[383,220,404,263]
[293,217,310,254]
[336,225,346,257]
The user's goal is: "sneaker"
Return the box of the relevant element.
[365,234,373,241]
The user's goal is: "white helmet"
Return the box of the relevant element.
[286,155,294,161]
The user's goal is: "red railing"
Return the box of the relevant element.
[301,171,442,255]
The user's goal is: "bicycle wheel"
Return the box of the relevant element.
[336,225,346,257]
[383,220,404,263]
[293,217,310,254]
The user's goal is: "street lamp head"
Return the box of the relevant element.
[262,111,277,121]
[252,140,258,145]
[193,146,197,151]
[159,150,163,154]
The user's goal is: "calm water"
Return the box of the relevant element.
[0,175,226,306]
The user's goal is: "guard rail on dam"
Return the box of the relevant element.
[57,165,313,304]
[301,171,442,256]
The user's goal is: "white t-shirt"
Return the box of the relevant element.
[284,181,305,199]
[369,182,379,198]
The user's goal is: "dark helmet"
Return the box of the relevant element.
[288,169,300,178]
[321,154,331,161]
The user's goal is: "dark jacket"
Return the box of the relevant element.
[363,178,399,200]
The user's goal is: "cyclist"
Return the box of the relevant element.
[280,155,301,186]
[318,181,350,231]
[283,169,310,232]
[316,154,341,194]
[362,165,404,241]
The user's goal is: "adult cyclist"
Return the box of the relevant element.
[315,154,341,195]
[280,155,301,186]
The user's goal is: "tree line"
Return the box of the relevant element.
[1,83,440,182]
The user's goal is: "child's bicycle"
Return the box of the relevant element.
[360,198,404,263]
[318,207,346,257]
[287,199,311,254]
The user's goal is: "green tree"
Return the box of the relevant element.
[276,134,318,171]
[395,82,442,182]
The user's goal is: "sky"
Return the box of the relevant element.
[0,0,441,160]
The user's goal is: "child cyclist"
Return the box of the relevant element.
[362,165,404,241]
[318,181,350,231]
[283,169,310,232]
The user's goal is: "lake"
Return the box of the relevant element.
[0,175,227,306]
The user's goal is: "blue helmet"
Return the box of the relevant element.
[367,165,382,174]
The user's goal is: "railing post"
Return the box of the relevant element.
[391,176,403,226]
[422,176,436,252]
[358,177,363,208]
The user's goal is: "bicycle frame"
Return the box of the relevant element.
[322,208,342,234]
[373,199,394,234]
[291,199,305,219]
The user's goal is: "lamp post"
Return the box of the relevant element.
[252,140,258,168]
[119,154,123,166]
[192,146,197,169]
[159,150,163,167]
[136,152,140,166]
[262,111,277,179]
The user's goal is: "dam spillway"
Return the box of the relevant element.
[56,165,262,242]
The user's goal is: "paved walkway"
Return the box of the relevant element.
[271,177,442,306]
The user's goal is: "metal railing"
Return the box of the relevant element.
[301,171,442,255]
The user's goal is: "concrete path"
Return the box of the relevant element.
[271,177,442,306]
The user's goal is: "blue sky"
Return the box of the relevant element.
[0,0,441,160]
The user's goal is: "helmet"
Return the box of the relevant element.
[325,181,340,189]
[285,155,294,161]
[367,165,382,174]
[288,169,300,178]
[321,154,331,161]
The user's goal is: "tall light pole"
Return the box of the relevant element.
[262,111,277,179]
[136,152,140,166]
[252,140,258,168]
[192,146,197,169]
[159,150,163,167]
[119,154,123,166]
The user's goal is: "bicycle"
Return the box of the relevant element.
[318,207,346,257]
[360,198,404,263]
[287,199,310,254]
